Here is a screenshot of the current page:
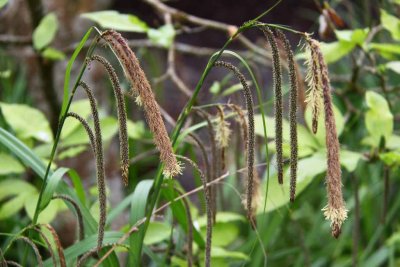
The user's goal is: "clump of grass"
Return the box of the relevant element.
[261,26,284,185]
[213,61,256,221]
[306,36,348,238]
[101,30,182,178]
[276,30,298,202]
[66,111,106,249]
[87,56,130,186]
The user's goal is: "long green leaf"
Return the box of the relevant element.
[129,180,154,265]
[40,167,69,210]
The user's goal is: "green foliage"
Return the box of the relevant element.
[81,11,149,33]
[32,13,58,50]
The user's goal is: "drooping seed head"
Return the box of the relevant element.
[304,35,323,135]
[261,26,284,185]
[101,30,181,178]
[311,36,348,238]
[276,30,299,202]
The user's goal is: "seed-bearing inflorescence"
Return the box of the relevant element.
[101,30,181,178]
[309,37,348,238]
[305,35,323,135]
[213,61,256,220]
[276,30,299,202]
[87,56,130,186]
[66,111,106,249]
[262,26,284,185]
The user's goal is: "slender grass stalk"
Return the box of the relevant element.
[66,112,106,248]
[276,30,298,202]
[261,26,284,185]
[176,155,212,267]
[88,56,130,186]
[213,61,256,220]
[53,194,85,241]
[5,261,23,267]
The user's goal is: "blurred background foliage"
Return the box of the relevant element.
[0,0,400,266]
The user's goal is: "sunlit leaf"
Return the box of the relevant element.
[365,91,393,147]
[144,222,171,245]
[32,13,58,50]
[381,9,400,40]
[0,153,24,175]
[0,102,53,142]
[42,47,66,60]
[148,24,176,48]
[81,11,148,32]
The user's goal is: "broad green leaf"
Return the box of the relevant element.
[201,222,239,247]
[40,167,69,210]
[0,193,30,219]
[320,41,355,64]
[335,28,368,46]
[255,115,320,157]
[385,61,400,74]
[81,11,148,32]
[32,13,58,50]
[369,43,400,58]
[148,24,176,48]
[144,222,171,245]
[41,47,66,60]
[129,180,154,265]
[209,81,221,95]
[127,120,145,139]
[57,145,87,160]
[62,116,118,146]
[0,103,53,142]
[386,135,400,150]
[380,151,400,166]
[341,150,363,172]
[0,0,8,9]
[381,9,400,40]
[365,91,393,147]
[304,104,344,146]
[60,99,91,139]
[197,212,245,226]
[258,153,327,213]
[25,194,66,223]
[0,153,24,175]
[210,246,249,260]
[0,179,36,202]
